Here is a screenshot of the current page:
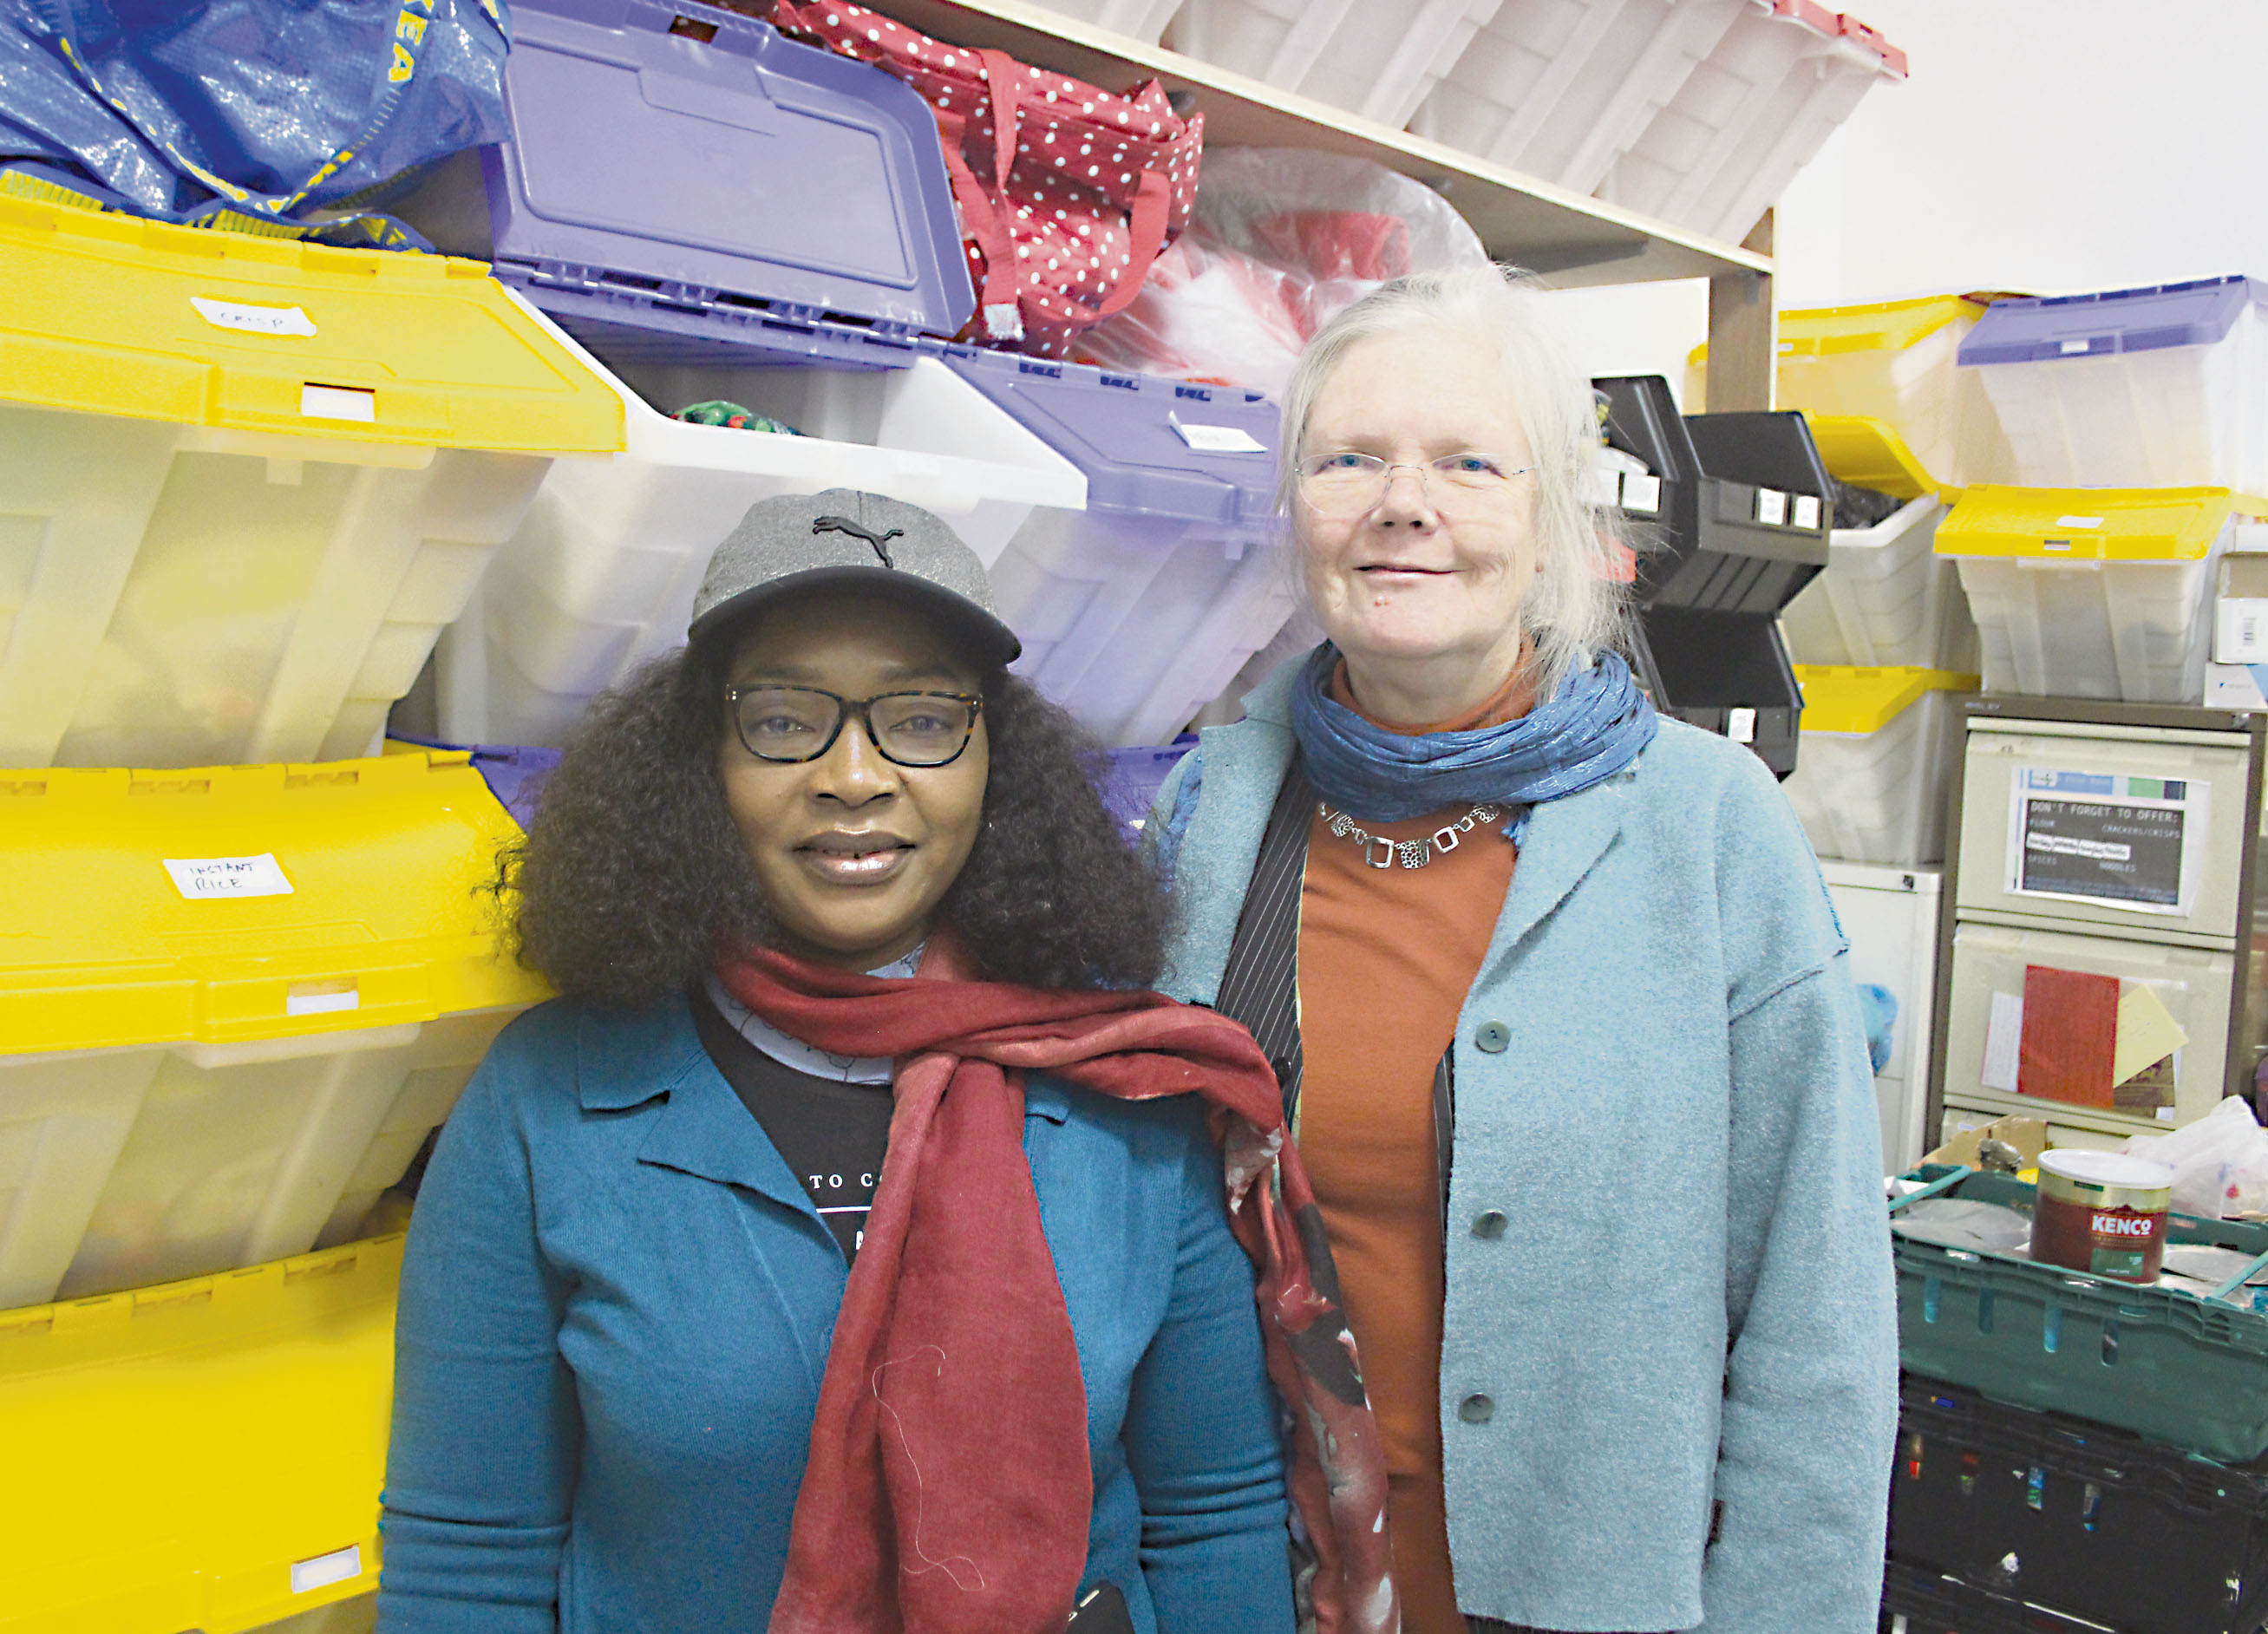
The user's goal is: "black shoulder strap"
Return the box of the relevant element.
[1211,760,1314,1127]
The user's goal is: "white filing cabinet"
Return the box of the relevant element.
[1927,696,2268,1146]
[1821,860,1940,1173]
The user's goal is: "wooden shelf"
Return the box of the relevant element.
[859,0,1775,289]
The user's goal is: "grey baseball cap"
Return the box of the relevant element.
[687,489,1021,666]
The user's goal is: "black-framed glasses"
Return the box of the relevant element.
[1296,451,1535,519]
[726,686,984,768]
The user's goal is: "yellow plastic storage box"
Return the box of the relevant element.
[1690,295,2012,487]
[0,748,546,1308]
[0,196,624,768]
[1781,665,1976,866]
[1937,487,2268,703]
[0,1233,399,1634]
[1780,417,1977,671]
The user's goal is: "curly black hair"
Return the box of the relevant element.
[500,636,1168,1006]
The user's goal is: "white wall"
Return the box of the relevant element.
[1548,0,2268,396]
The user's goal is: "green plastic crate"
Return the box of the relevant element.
[1894,1167,2268,1463]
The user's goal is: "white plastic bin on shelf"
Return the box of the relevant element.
[1026,0,1182,41]
[1781,665,1973,866]
[1780,494,1977,670]
[0,195,623,770]
[940,349,1288,748]
[1165,0,1505,129]
[430,297,1087,748]
[1690,298,2012,487]
[1958,278,2268,492]
[1596,0,1905,246]
[1937,487,2264,704]
[1409,0,1746,194]
[0,749,547,1308]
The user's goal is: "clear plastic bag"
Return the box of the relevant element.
[2124,1095,2268,1219]
[1073,147,1492,395]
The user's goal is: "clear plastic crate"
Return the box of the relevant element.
[0,1235,398,1629]
[0,196,621,769]
[1780,495,1979,671]
[1408,0,1747,193]
[0,750,546,1307]
[428,300,1085,749]
[1939,487,2258,704]
[1781,667,1971,866]
[1959,277,2268,492]
[1165,0,1506,129]
[1597,0,1905,245]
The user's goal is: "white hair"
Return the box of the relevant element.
[1277,264,1630,696]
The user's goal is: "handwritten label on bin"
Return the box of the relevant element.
[1172,422,1267,454]
[163,853,294,900]
[190,297,318,337]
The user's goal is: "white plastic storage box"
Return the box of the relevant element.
[1820,859,1939,1172]
[1597,0,1905,246]
[1940,920,2238,1141]
[1026,0,1182,42]
[0,749,548,1308]
[940,350,1289,748]
[1781,665,1973,866]
[1958,277,2268,492]
[1937,487,2264,704]
[1779,490,1977,670]
[428,298,1085,748]
[1165,0,1506,131]
[1690,297,2011,487]
[1408,0,1747,195]
[0,195,622,770]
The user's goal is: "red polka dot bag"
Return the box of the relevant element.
[762,0,1202,356]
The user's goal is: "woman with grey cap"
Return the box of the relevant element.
[376,492,1398,1634]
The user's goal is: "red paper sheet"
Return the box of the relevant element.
[2018,964,2121,1108]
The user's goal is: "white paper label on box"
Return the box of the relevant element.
[2217,598,2268,663]
[2054,515,2104,529]
[1755,488,1788,526]
[301,383,376,422]
[1582,466,1622,508]
[1171,422,1266,454]
[1621,472,1662,514]
[1980,990,2024,1091]
[190,297,317,337]
[1726,707,1756,744]
[163,853,294,900]
[291,1543,363,1595]
[1792,493,1821,530]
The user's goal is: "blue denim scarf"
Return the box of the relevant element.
[1287,644,1657,833]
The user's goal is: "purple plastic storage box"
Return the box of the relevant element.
[942,350,1291,747]
[1095,738,1196,834]
[1957,278,2268,490]
[393,0,975,353]
[390,735,560,830]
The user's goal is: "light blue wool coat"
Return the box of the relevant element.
[1149,662,1899,1634]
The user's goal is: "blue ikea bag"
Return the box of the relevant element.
[0,0,511,231]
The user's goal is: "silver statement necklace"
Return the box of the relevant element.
[1317,801,1504,871]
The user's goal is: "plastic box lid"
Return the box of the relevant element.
[474,0,974,341]
[1959,277,2268,365]
[939,350,1281,527]
[1794,663,1977,735]
[1807,414,1946,499]
[0,195,624,454]
[1935,486,2255,562]
[0,749,549,1053]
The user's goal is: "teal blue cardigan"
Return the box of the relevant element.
[376,996,1295,1634]
[1150,663,1897,1634]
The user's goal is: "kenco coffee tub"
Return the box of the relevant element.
[2029,1150,2177,1283]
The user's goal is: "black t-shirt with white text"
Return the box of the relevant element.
[690,990,893,1262]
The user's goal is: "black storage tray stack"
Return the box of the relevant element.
[1890,1375,2268,1634]
[1592,376,1832,779]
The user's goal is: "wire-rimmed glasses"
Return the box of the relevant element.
[1296,451,1534,520]
[726,686,984,768]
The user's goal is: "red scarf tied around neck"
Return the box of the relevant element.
[716,938,1399,1634]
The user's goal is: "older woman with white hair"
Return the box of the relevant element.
[1147,265,1896,1634]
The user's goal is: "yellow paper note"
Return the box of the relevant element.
[2114,984,2190,1088]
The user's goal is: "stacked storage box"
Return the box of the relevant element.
[1781,665,1974,867]
[1164,0,1506,131]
